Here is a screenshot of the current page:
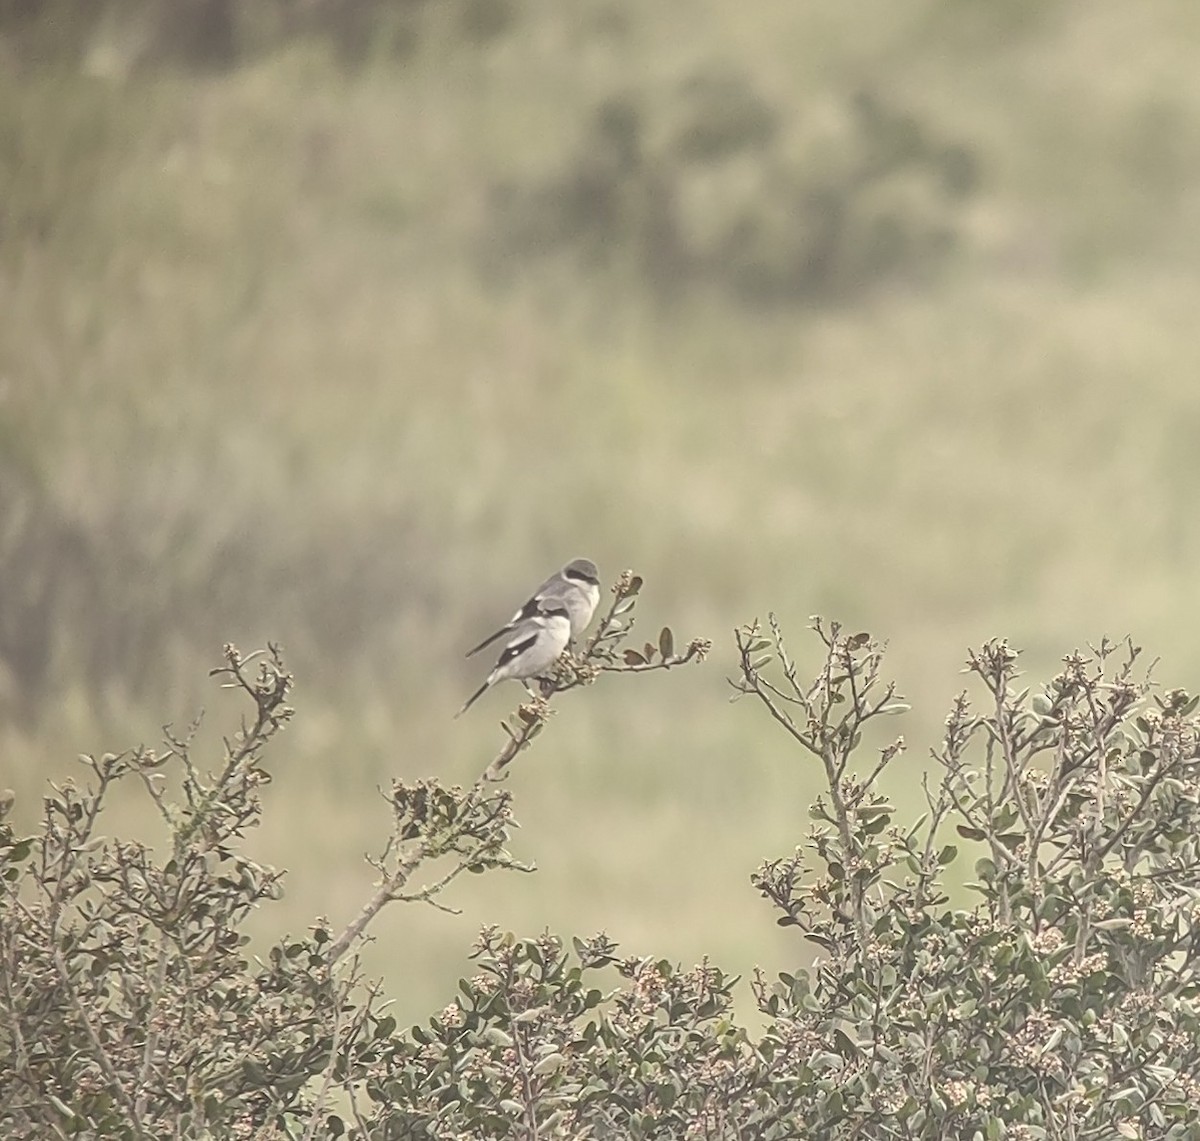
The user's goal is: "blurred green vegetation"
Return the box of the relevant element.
[5,0,1200,1022]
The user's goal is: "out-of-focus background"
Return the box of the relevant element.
[4,0,1200,1021]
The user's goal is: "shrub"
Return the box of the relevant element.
[4,581,1200,1139]
[491,76,978,306]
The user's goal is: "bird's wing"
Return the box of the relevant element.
[494,625,541,672]
[464,570,563,658]
[465,624,513,659]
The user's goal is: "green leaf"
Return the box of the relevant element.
[533,1052,566,1076]
[937,844,957,866]
[858,805,892,821]
[513,1005,548,1023]
[659,626,674,659]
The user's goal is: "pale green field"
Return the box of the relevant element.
[5,0,1200,1022]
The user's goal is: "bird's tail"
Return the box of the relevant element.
[455,678,491,717]
[464,625,510,659]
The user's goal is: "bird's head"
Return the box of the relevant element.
[563,558,600,586]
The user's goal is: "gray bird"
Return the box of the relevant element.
[466,558,600,659]
[457,601,572,716]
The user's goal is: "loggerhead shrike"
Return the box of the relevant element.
[457,601,573,716]
[466,557,601,659]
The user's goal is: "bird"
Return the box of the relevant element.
[457,601,573,717]
[465,558,600,659]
